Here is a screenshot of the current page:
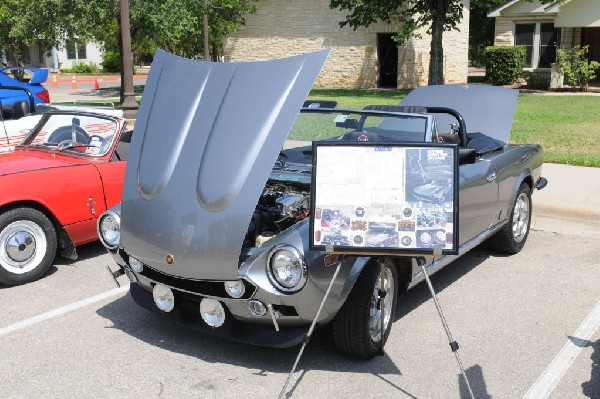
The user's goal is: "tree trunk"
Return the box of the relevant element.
[428,1,448,85]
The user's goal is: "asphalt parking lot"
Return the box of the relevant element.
[1,214,598,399]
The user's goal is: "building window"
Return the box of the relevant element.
[515,24,535,67]
[66,40,87,60]
[515,23,560,69]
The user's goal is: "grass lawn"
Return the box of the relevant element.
[512,95,600,167]
[306,88,600,167]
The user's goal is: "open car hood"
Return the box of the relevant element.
[400,84,518,144]
[120,49,329,280]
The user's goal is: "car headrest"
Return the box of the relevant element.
[363,105,428,114]
[11,101,30,120]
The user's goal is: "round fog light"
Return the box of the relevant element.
[153,284,174,312]
[224,280,245,298]
[129,256,143,272]
[248,300,267,317]
[200,298,226,327]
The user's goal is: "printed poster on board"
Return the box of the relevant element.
[309,142,459,255]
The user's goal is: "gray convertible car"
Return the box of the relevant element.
[98,50,546,359]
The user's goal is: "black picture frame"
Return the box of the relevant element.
[309,141,459,256]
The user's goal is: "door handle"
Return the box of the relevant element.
[486,172,497,182]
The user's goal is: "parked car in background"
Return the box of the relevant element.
[98,51,547,359]
[0,111,130,285]
[0,67,50,110]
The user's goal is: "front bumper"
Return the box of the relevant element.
[129,283,308,348]
[106,244,364,348]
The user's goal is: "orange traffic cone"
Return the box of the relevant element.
[52,75,58,88]
[71,75,77,89]
[93,77,100,90]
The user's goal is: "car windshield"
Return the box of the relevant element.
[288,109,432,143]
[18,113,119,157]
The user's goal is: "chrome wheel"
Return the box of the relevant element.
[369,266,395,343]
[0,220,47,274]
[512,192,530,243]
[333,259,399,358]
[489,183,531,255]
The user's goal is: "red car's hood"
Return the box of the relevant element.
[0,150,87,176]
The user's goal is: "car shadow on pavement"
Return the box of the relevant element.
[94,244,492,397]
[395,245,491,321]
[53,241,108,266]
[96,293,401,373]
[581,338,599,398]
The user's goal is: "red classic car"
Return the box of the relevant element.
[0,110,129,285]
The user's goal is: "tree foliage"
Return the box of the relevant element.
[0,0,257,66]
[330,0,465,85]
[469,0,505,67]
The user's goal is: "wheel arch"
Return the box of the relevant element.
[340,255,412,304]
[0,200,75,257]
[507,170,534,215]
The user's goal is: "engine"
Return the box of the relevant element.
[244,182,310,249]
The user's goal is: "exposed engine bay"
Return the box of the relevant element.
[244,181,311,249]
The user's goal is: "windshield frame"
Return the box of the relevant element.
[17,110,122,157]
[297,107,436,143]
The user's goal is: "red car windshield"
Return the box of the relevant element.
[19,113,119,157]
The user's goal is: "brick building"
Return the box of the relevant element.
[224,0,470,89]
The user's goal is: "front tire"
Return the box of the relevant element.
[333,259,397,359]
[490,183,532,254]
[0,208,57,286]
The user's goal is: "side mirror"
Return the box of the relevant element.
[459,148,476,165]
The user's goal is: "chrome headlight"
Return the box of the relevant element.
[98,211,120,249]
[267,244,307,293]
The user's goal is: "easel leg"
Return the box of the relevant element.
[419,260,475,399]
[278,261,343,399]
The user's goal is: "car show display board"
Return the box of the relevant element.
[310,142,459,255]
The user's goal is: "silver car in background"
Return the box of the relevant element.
[98,50,546,359]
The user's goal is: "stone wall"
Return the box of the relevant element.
[224,0,469,89]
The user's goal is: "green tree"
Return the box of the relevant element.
[469,0,504,67]
[0,0,256,99]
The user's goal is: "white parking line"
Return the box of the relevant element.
[0,284,130,338]
[523,299,600,399]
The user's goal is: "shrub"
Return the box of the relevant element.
[64,61,97,74]
[485,46,527,86]
[523,71,550,90]
[101,51,120,73]
[555,45,600,91]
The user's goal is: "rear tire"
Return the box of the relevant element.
[0,208,57,286]
[333,259,397,359]
[490,183,531,254]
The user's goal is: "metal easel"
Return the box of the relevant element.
[416,256,475,399]
[278,255,475,399]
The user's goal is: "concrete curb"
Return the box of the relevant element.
[535,202,600,224]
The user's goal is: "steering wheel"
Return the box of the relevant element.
[48,125,89,144]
